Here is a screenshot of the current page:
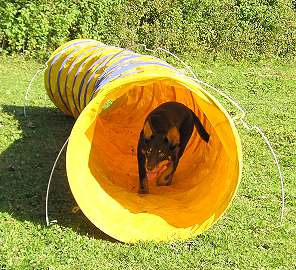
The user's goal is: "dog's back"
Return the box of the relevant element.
[148,102,191,132]
[148,102,209,144]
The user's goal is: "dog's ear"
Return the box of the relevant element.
[167,127,180,146]
[143,120,153,139]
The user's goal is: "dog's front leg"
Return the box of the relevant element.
[137,142,149,194]
[139,168,149,194]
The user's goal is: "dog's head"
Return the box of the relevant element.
[141,120,180,181]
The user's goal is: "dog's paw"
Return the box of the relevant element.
[157,174,173,186]
[138,187,149,194]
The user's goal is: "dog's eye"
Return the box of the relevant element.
[146,148,152,154]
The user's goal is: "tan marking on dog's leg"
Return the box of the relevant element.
[158,160,170,168]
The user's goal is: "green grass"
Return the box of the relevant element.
[0,55,295,269]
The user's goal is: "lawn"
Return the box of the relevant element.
[0,54,295,269]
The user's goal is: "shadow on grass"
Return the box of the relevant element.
[0,105,117,242]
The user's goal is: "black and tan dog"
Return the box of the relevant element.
[137,101,210,194]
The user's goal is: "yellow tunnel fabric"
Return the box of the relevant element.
[44,39,242,243]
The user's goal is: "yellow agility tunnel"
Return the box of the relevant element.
[44,39,242,243]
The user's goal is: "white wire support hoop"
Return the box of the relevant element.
[45,137,69,226]
[139,44,285,224]
[23,62,49,118]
